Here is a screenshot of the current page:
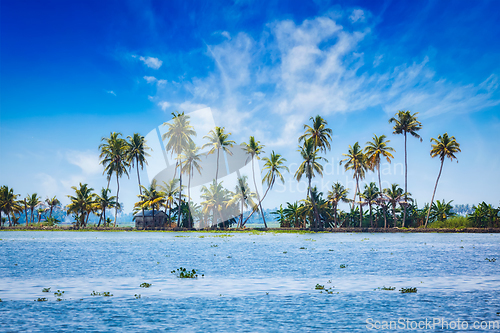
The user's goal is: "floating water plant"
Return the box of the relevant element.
[299,247,306,250]
[90,291,101,296]
[400,287,417,293]
[283,251,287,254]
[56,298,63,302]
[102,292,113,297]
[35,298,47,302]
[485,258,497,262]
[339,264,347,269]
[376,286,396,291]
[53,290,64,297]
[304,238,316,242]
[315,284,325,290]
[134,294,141,299]
[42,288,51,293]
[210,244,218,248]
[140,282,152,288]
[171,267,203,278]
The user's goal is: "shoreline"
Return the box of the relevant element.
[1,226,499,233]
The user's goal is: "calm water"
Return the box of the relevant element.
[1,231,499,332]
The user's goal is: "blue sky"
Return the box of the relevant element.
[1,0,499,214]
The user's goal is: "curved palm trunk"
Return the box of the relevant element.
[114,173,120,227]
[99,177,111,225]
[251,157,267,228]
[136,155,146,228]
[7,213,12,227]
[403,132,408,227]
[178,162,183,229]
[187,171,192,229]
[377,162,388,228]
[425,159,444,227]
[30,208,34,225]
[355,175,362,228]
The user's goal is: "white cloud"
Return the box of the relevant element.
[66,150,101,176]
[106,90,116,96]
[143,76,158,83]
[139,56,163,69]
[158,101,171,111]
[221,31,231,39]
[349,9,365,23]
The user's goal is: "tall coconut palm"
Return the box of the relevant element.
[99,132,130,226]
[383,184,408,227]
[126,133,151,221]
[327,182,350,228]
[340,142,368,227]
[95,188,117,227]
[294,138,326,228]
[66,183,96,229]
[365,134,395,227]
[180,141,203,228]
[360,182,380,228]
[424,133,461,227]
[45,196,61,219]
[242,136,267,227]
[202,126,235,185]
[299,115,333,153]
[389,110,422,227]
[1,186,22,227]
[227,175,257,228]
[162,112,197,228]
[161,179,180,227]
[26,193,41,225]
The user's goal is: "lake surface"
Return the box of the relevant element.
[1,231,499,332]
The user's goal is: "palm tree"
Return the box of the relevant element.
[200,180,232,229]
[365,134,395,227]
[242,136,267,227]
[389,110,422,227]
[360,182,380,227]
[327,182,350,228]
[180,141,203,228]
[340,142,368,227]
[284,202,301,228]
[424,133,461,227]
[135,180,166,224]
[294,138,327,228]
[99,132,129,226]
[429,199,455,223]
[27,193,41,225]
[271,205,287,227]
[95,188,117,227]
[45,196,61,219]
[163,112,197,228]
[202,126,235,185]
[161,179,180,227]
[66,183,96,229]
[299,115,333,153]
[0,186,22,226]
[383,184,408,227]
[227,175,257,228]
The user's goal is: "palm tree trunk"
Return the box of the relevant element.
[136,156,146,229]
[114,173,119,227]
[333,204,338,228]
[369,202,373,227]
[425,159,444,227]
[403,132,408,228]
[356,175,362,228]
[31,208,34,225]
[7,213,11,227]
[251,156,267,228]
[392,204,397,227]
[24,200,29,227]
[177,161,183,229]
[187,166,192,229]
[377,163,388,228]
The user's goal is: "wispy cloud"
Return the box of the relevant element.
[136,55,163,69]
[158,101,171,111]
[66,150,101,175]
[106,90,116,96]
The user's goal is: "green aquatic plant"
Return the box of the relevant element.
[315,284,325,290]
[400,287,417,293]
[140,282,152,288]
[283,251,287,254]
[134,294,141,299]
[90,291,101,296]
[102,292,113,297]
[339,264,347,268]
[42,287,51,293]
[53,290,64,297]
[485,258,496,262]
[304,238,316,242]
[56,298,63,301]
[171,267,203,278]
[376,286,396,291]
[299,247,307,250]
[35,298,48,302]
[210,244,218,248]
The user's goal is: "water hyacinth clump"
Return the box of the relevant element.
[400,287,417,293]
[140,282,152,288]
[42,288,51,293]
[171,267,203,278]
